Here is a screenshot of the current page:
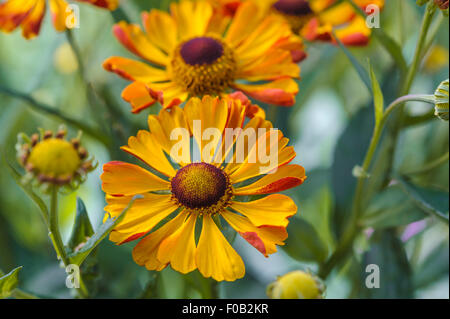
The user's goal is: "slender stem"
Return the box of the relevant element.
[210,280,220,299]
[0,85,110,147]
[318,95,436,278]
[48,186,89,298]
[403,152,449,176]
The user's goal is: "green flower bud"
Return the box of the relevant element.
[434,79,449,121]
[266,270,324,299]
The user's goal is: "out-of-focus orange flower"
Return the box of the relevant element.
[103,0,304,114]
[0,0,118,39]
[212,0,384,46]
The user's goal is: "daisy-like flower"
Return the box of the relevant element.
[103,0,303,114]
[101,96,306,281]
[0,0,118,39]
[214,0,384,46]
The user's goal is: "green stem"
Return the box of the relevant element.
[318,94,436,278]
[0,85,110,147]
[210,280,220,299]
[48,187,89,299]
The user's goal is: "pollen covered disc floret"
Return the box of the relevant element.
[171,36,237,96]
[170,162,233,214]
[272,0,314,32]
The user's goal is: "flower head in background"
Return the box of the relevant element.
[101,96,306,281]
[0,0,119,39]
[267,270,324,299]
[214,0,384,46]
[434,79,449,121]
[103,0,303,114]
[17,127,95,188]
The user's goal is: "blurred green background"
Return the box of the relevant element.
[0,0,448,298]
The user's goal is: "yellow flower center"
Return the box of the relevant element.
[171,36,237,96]
[27,138,81,178]
[170,163,233,214]
[273,0,314,32]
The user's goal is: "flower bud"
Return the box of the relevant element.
[16,129,96,187]
[434,79,449,121]
[267,270,324,299]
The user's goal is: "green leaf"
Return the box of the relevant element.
[283,217,329,263]
[68,195,141,267]
[333,31,371,92]
[361,185,427,229]
[360,230,413,298]
[368,62,384,126]
[372,29,408,74]
[67,197,95,252]
[0,266,22,299]
[398,178,449,224]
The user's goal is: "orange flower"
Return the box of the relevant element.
[103,0,303,114]
[213,0,384,46]
[0,0,118,39]
[100,96,306,281]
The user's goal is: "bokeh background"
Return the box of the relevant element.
[0,0,448,298]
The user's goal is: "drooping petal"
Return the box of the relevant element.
[20,0,46,39]
[230,194,297,228]
[157,213,197,274]
[121,130,177,178]
[147,81,189,109]
[106,193,178,244]
[76,0,119,10]
[233,78,298,107]
[121,81,158,114]
[196,214,245,282]
[101,161,170,196]
[0,0,38,33]
[222,210,288,257]
[102,56,169,82]
[112,21,169,66]
[49,0,71,32]
[132,211,187,271]
[234,165,306,195]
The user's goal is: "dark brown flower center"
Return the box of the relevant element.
[171,163,232,210]
[180,37,224,66]
[273,0,312,16]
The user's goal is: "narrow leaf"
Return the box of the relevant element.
[368,62,385,125]
[0,266,22,299]
[68,195,141,267]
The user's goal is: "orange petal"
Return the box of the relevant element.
[106,193,178,244]
[121,130,177,178]
[102,56,169,82]
[101,161,170,196]
[234,164,306,195]
[49,0,71,32]
[0,0,37,34]
[21,0,46,39]
[112,21,169,66]
[132,211,187,271]
[196,214,245,282]
[230,194,297,228]
[222,210,288,257]
[157,213,197,274]
[76,0,119,10]
[233,78,298,106]
[121,81,157,114]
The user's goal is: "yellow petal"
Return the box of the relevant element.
[142,9,178,54]
[132,211,187,271]
[196,214,245,282]
[101,161,170,196]
[157,213,197,274]
[230,194,297,228]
